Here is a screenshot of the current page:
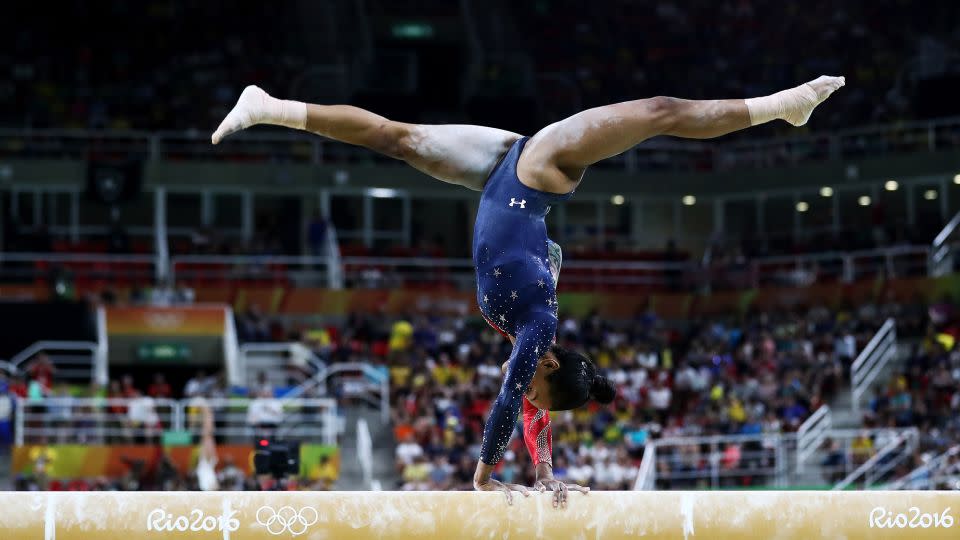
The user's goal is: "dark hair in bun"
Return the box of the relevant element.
[589,374,616,404]
[544,345,617,410]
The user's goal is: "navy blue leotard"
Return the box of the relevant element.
[473,137,573,465]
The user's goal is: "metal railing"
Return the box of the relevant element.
[9,341,101,386]
[4,116,960,170]
[288,362,389,423]
[832,428,920,490]
[0,252,158,283]
[237,342,325,395]
[633,443,657,491]
[796,405,832,473]
[169,255,337,288]
[194,397,339,446]
[851,318,897,417]
[16,397,180,445]
[632,427,921,491]
[632,432,790,490]
[3,240,949,295]
[885,445,960,490]
[14,396,340,447]
[751,245,932,288]
[931,210,960,277]
[356,418,380,490]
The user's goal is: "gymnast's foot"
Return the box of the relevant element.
[746,75,845,127]
[212,85,306,144]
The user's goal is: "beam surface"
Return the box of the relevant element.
[1,491,959,539]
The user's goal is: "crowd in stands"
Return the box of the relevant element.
[5,294,958,491]
[334,297,929,490]
[510,0,959,132]
[4,1,957,135]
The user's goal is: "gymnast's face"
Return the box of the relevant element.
[501,352,560,410]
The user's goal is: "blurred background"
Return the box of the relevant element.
[1,0,960,492]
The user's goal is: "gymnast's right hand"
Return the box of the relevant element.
[473,462,531,505]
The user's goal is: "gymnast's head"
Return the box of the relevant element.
[502,344,616,410]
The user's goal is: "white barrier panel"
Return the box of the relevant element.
[1,491,960,539]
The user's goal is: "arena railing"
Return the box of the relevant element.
[631,426,918,490]
[850,318,897,418]
[15,397,181,446]
[749,245,932,288]
[356,417,381,490]
[0,252,159,284]
[0,242,946,293]
[285,362,389,423]
[237,342,325,396]
[190,397,339,446]
[796,405,832,474]
[9,341,103,387]
[832,428,919,491]
[14,396,340,447]
[169,254,340,289]
[885,445,960,490]
[2,116,960,169]
[930,210,960,277]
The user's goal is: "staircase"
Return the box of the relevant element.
[335,405,398,490]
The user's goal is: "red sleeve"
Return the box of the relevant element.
[522,397,552,466]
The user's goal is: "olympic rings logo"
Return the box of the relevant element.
[255,506,319,536]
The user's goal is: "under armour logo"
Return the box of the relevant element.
[509,198,526,208]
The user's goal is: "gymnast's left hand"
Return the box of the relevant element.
[474,462,531,505]
[473,476,532,505]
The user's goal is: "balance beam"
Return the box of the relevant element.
[1,491,959,539]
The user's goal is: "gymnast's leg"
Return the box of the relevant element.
[517,76,846,194]
[211,86,520,191]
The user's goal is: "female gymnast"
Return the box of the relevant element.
[212,75,844,504]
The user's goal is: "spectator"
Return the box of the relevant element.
[147,374,172,399]
[246,389,284,438]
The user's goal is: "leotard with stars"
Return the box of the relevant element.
[473,136,573,465]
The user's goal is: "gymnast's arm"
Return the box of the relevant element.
[474,310,556,503]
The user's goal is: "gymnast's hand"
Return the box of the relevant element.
[473,462,531,505]
[534,463,589,509]
[534,477,590,509]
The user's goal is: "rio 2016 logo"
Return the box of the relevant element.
[255,506,319,536]
[146,508,240,534]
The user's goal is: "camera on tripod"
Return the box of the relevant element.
[253,438,300,481]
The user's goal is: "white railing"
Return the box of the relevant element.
[3,116,960,169]
[633,443,657,491]
[194,397,339,446]
[832,428,920,490]
[851,318,897,417]
[16,397,180,446]
[751,245,932,288]
[14,396,340,447]
[10,341,101,385]
[290,362,390,423]
[169,255,337,288]
[356,418,380,490]
[0,252,158,283]
[237,342,325,395]
[632,427,919,491]
[930,210,960,277]
[796,405,832,473]
[3,241,945,295]
[631,432,789,490]
[885,445,960,490]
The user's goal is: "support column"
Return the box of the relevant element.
[241,190,254,242]
[154,187,169,283]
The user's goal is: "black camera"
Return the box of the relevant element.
[253,439,300,480]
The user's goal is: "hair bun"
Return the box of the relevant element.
[589,374,616,404]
